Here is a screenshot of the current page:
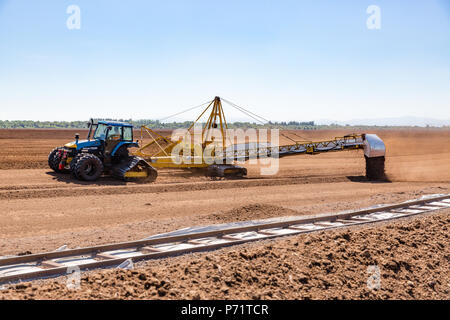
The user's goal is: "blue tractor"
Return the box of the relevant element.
[48,119,157,182]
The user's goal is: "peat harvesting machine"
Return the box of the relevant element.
[134,96,387,181]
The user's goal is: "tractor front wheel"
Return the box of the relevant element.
[48,148,64,173]
[74,154,104,181]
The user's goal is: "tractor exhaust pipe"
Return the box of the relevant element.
[362,134,386,180]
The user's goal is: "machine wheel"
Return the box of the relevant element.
[125,162,158,183]
[48,148,64,173]
[206,164,247,180]
[206,165,219,178]
[112,145,130,164]
[125,166,158,183]
[112,156,158,183]
[143,166,158,183]
[74,154,104,181]
[69,154,84,179]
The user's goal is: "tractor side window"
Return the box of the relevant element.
[93,124,108,140]
[123,127,133,141]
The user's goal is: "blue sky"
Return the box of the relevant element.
[0,0,449,122]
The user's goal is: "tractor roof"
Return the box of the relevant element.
[97,120,133,127]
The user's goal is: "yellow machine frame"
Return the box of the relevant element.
[134,96,229,168]
[134,97,365,169]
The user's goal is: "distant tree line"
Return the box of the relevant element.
[0,120,88,129]
[0,119,318,130]
[0,119,445,130]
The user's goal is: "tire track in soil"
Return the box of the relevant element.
[0,175,351,200]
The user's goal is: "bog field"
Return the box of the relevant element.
[0,128,449,299]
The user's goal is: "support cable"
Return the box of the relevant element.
[158,100,213,122]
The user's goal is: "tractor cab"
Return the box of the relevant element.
[63,119,135,153]
[87,120,137,158]
[88,120,133,141]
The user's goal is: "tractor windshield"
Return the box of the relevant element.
[93,124,108,140]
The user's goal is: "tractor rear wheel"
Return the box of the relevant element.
[74,154,104,181]
[48,148,64,173]
[70,154,83,179]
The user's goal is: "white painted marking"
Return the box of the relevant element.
[429,201,450,207]
[152,243,198,252]
[290,223,324,230]
[188,237,229,245]
[390,208,423,214]
[109,251,143,259]
[0,266,43,277]
[54,257,98,267]
[410,205,439,210]
[259,228,302,236]
[102,249,139,257]
[314,221,346,227]
[351,215,377,221]
[369,212,405,219]
[224,231,267,240]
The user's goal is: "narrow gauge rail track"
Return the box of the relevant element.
[1,194,449,285]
